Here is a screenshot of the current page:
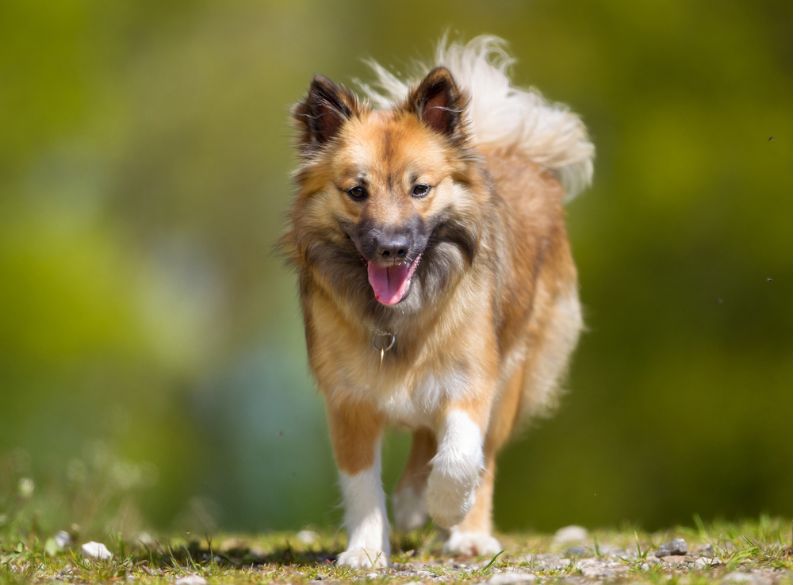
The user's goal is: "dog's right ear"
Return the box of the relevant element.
[293,75,359,151]
[407,67,467,143]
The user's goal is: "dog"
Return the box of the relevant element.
[282,36,594,568]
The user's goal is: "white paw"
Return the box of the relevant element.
[393,486,428,532]
[444,530,502,557]
[336,547,389,568]
[425,467,478,528]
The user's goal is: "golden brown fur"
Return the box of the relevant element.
[282,50,586,565]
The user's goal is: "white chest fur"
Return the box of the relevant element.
[367,367,472,429]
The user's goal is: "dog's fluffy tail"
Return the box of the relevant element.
[359,35,594,200]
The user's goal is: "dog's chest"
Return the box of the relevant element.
[370,368,471,429]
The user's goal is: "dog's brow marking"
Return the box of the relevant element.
[382,127,395,160]
[380,127,397,192]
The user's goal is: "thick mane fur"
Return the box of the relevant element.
[357,35,594,200]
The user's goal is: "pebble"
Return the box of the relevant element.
[296,529,319,545]
[54,530,71,548]
[486,572,535,584]
[175,575,207,585]
[655,538,688,557]
[553,525,589,546]
[81,541,113,560]
[696,543,715,557]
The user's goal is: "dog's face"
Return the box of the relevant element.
[289,68,483,318]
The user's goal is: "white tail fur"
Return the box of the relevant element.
[358,35,594,200]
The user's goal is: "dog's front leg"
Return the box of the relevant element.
[426,406,488,529]
[325,399,390,568]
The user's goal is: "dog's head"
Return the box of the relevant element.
[288,67,485,315]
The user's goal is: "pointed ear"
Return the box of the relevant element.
[408,67,466,139]
[293,75,359,149]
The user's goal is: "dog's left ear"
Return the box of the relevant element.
[408,67,467,141]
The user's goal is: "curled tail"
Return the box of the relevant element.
[359,35,595,200]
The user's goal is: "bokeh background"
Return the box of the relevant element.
[0,0,791,539]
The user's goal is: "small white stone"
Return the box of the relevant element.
[81,541,113,560]
[486,571,535,584]
[54,530,71,548]
[553,525,589,546]
[175,575,207,585]
[295,529,319,545]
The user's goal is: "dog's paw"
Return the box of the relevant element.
[425,468,478,528]
[444,530,502,557]
[393,486,428,532]
[336,547,389,569]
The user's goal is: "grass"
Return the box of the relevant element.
[0,517,791,584]
[0,453,791,582]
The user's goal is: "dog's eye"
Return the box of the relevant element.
[347,186,367,201]
[411,184,431,198]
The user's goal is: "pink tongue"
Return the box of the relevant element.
[367,262,413,305]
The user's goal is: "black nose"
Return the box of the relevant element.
[376,232,410,261]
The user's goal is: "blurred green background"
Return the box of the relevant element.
[0,0,791,538]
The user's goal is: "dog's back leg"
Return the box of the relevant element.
[393,428,436,532]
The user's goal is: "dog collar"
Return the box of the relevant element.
[372,330,396,353]
[372,330,396,366]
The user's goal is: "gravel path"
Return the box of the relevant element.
[1,519,791,584]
